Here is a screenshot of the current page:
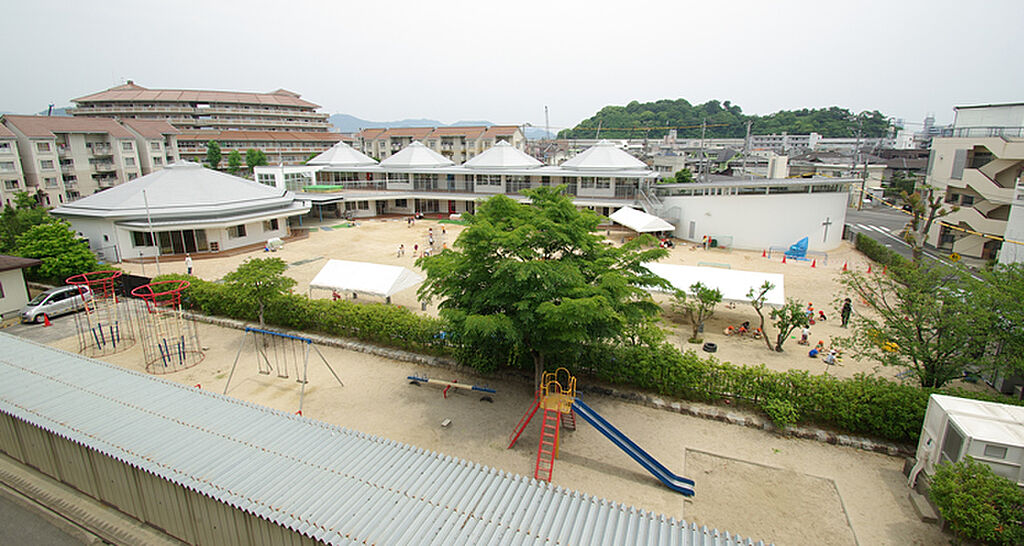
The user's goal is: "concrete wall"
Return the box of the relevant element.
[661,190,848,251]
[0,269,31,317]
[0,412,319,546]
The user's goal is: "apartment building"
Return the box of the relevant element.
[70,82,338,165]
[69,82,330,132]
[356,126,525,163]
[925,103,1024,261]
[175,130,344,165]
[0,124,26,207]
[121,120,181,174]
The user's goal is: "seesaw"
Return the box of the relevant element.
[407,375,496,399]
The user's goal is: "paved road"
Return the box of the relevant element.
[0,488,88,545]
[2,312,80,345]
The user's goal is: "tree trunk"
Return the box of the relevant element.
[533,351,545,392]
[754,309,773,351]
[691,322,701,342]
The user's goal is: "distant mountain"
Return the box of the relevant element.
[524,127,556,140]
[329,114,555,139]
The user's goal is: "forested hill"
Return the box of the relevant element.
[558,99,892,139]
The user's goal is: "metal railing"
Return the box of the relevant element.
[952,126,1024,139]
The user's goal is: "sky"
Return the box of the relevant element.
[4,0,1022,132]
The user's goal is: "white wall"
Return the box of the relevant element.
[0,269,31,317]
[662,191,848,251]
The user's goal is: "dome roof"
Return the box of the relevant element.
[560,140,647,171]
[463,141,542,169]
[306,141,378,167]
[378,141,454,169]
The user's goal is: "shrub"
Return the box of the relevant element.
[763,398,799,429]
[930,457,1024,545]
[855,232,909,268]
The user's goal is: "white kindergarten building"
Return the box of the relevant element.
[51,161,309,263]
[255,139,855,251]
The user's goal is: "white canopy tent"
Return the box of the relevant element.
[644,263,786,305]
[308,259,425,301]
[609,207,675,233]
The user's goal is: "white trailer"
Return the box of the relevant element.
[909,394,1024,488]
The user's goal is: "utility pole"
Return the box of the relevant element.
[742,120,752,179]
[699,119,707,183]
[595,120,602,140]
[544,106,550,141]
[853,116,865,211]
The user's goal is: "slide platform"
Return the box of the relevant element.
[572,398,695,496]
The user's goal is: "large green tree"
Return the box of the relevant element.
[417,186,669,388]
[0,191,50,253]
[974,263,1024,380]
[770,299,811,352]
[226,150,243,175]
[222,258,295,327]
[15,219,99,283]
[246,148,268,172]
[838,263,987,388]
[205,141,222,169]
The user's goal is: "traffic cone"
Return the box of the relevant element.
[782,255,787,264]
[842,261,848,271]
[43,314,51,327]
[762,249,767,258]
[811,259,816,268]
[882,265,887,275]
[867,264,872,273]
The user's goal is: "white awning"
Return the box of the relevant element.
[644,263,786,305]
[609,207,675,233]
[308,259,425,299]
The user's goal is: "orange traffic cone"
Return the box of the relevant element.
[842,261,848,271]
[782,255,787,264]
[882,265,887,275]
[43,314,51,327]
[867,264,872,273]
[762,249,767,258]
[811,259,816,268]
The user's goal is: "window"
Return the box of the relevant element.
[153,157,162,165]
[0,161,14,172]
[951,149,967,180]
[132,231,155,247]
[151,141,161,150]
[127,172,138,180]
[227,224,247,238]
[984,444,1008,459]
[0,142,10,152]
[478,174,501,187]
[263,218,279,231]
[257,173,278,187]
[44,177,59,188]
[961,195,975,207]
[36,142,51,153]
[125,157,136,166]
[121,141,134,152]
[3,180,18,190]
[395,199,407,208]
[595,177,611,189]
[580,177,595,189]
[40,159,55,170]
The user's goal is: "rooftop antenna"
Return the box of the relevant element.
[47,104,54,117]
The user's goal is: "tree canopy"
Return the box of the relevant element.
[417,186,669,387]
[246,148,268,171]
[205,141,222,169]
[558,98,892,140]
[222,258,295,327]
[226,150,242,175]
[0,191,49,253]
[15,219,99,284]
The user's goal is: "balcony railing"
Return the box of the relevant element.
[88,145,113,156]
[952,126,1024,139]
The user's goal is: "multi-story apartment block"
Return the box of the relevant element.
[69,82,330,132]
[121,120,181,174]
[1,115,177,205]
[925,103,1024,261]
[356,126,525,162]
[0,124,27,207]
[69,82,338,165]
[175,130,344,165]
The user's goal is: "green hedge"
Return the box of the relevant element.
[855,232,909,268]
[158,273,1021,444]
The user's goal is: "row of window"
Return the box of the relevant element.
[132,219,280,248]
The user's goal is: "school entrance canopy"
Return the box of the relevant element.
[308,259,425,299]
[644,263,786,305]
[609,207,675,233]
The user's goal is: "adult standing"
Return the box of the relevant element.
[185,254,193,275]
[840,298,853,328]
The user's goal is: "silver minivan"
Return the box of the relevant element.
[21,286,93,323]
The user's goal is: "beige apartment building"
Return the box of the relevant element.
[174,130,344,165]
[1,115,179,205]
[356,125,525,163]
[925,103,1024,261]
[0,124,27,207]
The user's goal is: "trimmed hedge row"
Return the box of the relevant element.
[160,273,1018,444]
[855,232,909,268]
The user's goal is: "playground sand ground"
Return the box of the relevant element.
[62,219,956,543]
[50,322,943,545]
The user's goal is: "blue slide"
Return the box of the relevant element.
[572,398,695,496]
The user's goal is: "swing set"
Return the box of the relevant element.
[223,327,344,414]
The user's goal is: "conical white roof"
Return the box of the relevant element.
[561,139,647,171]
[463,141,542,169]
[379,141,454,168]
[307,141,378,167]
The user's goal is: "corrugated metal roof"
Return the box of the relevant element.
[0,334,767,545]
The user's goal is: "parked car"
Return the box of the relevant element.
[21,285,93,323]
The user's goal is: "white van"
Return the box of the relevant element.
[21,286,93,323]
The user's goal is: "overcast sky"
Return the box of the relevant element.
[5,0,1022,131]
